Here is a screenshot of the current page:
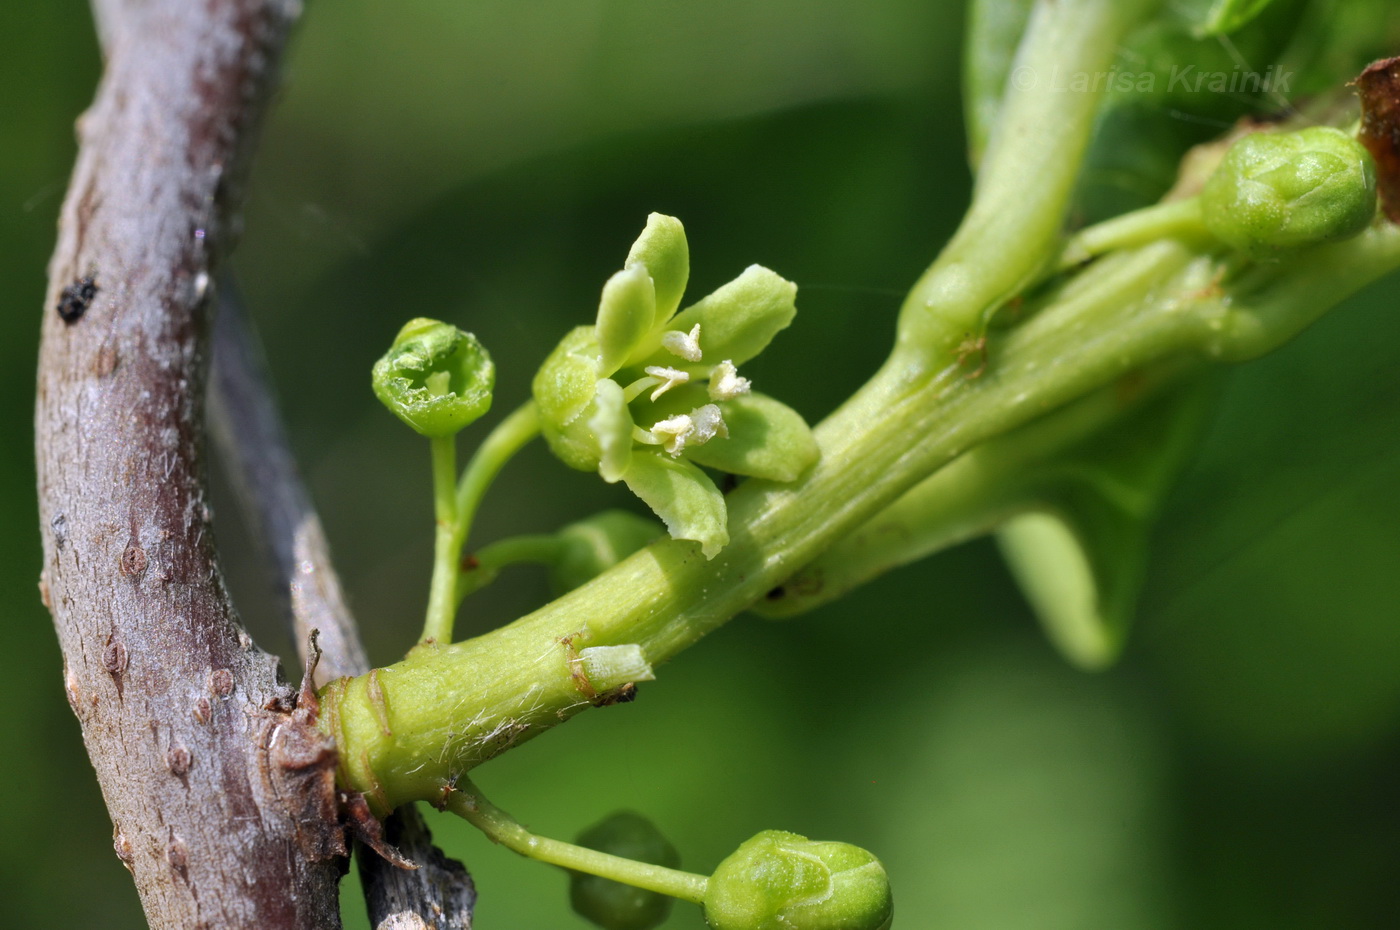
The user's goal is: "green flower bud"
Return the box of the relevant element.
[1201,127,1377,257]
[549,510,662,594]
[372,318,494,438]
[704,830,893,930]
[570,811,682,930]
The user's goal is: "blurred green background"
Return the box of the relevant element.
[4,1,1400,928]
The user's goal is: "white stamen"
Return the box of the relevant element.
[688,404,728,445]
[707,359,751,401]
[643,365,690,401]
[662,323,703,362]
[649,414,694,456]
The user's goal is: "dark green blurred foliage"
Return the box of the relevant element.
[570,811,681,930]
[5,2,1400,929]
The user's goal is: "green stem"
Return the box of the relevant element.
[896,0,1157,365]
[445,778,710,905]
[1056,198,1209,272]
[420,436,460,645]
[754,361,1194,619]
[456,534,563,604]
[419,402,541,645]
[454,401,542,549]
[324,226,1400,814]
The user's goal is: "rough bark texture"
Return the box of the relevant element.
[210,288,476,927]
[34,1,351,927]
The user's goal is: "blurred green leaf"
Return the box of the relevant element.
[1198,0,1280,36]
[962,0,1034,165]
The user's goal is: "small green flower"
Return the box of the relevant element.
[532,214,819,558]
[1201,126,1377,257]
[372,318,494,438]
[704,830,893,930]
[570,811,682,930]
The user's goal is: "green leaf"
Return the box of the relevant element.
[655,265,797,369]
[596,265,656,377]
[371,318,494,438]
[622,451,729,559]
[1198,0,1278,36]
[625,213,690,325]
[997,381,1216,669]
[962,0,1035,166]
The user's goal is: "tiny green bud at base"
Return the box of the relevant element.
[1201,127,1377,257]
[704,830,893,930]
[571,812,683,930]
[372,318,495,438]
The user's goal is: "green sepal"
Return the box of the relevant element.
[635,384,818,482]
[622,451,728,559]
[569,811,681,930]
[997,381,1216,669]
[650,265,797,369]
[1197,0,1277,36]
[371,318,494,438]
[704,830,893,930]
[549,511,663,595]
[597,265,657,378]
[1200,127,1378,257]
[625,213,690,326]
[590,377,635,483]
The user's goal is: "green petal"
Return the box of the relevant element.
[625,213,690,325]
[658,265,797,368]
[632,384,817,482]
[371,318,494,438]
[589,377,635,483]
[596,264,656,378]
[622,451,729,559]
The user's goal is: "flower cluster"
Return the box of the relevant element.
[532,214,818,558]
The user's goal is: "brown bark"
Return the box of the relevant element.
[35,1,349,927]
[210,288,477,927]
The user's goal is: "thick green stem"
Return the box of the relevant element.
[445,779,709,905]
[324,225,1400,814]
[754,361,1194,619]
